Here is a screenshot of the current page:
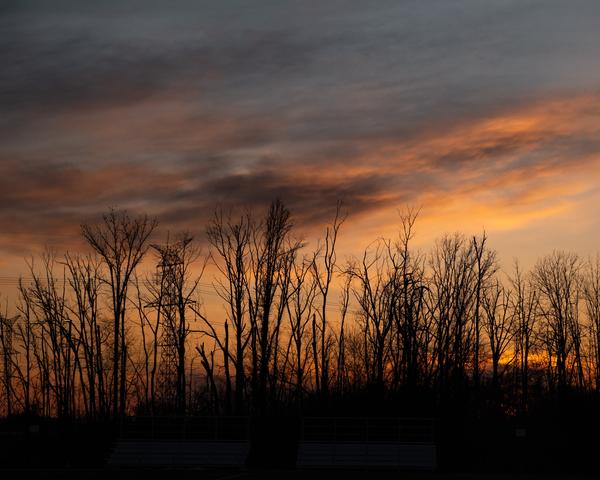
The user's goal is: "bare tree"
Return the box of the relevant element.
[391,208,427,391]
[532,251,583,393]
[509,261,538,412]
[14,287,35,415]
[582,254,600,391]
[482,279,515,391]
[131,275,157,414]
[81,208,157,417]
[311,202,345,401]
[471,232,498,389]
[335,272,352,394]
[427,234,478,394]
[247,200,300,412]
[6,200,600,423]
[284,252,317,406]
[350,240,395,396]
[207,210,253,414]
[63,253,107,418]
[0,299,18,417]
[23,254,78,417]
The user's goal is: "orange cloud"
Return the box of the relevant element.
[2,90,600,280]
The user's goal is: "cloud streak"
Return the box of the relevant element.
[2,1,600,268]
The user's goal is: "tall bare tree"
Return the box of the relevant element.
[247,200,300,412]
[482,280,515,391]
[63,253,107,418]
[582,254,600,391]
[0,299,18,417]
[509,261,538,412]
[311,202,345,401]
[81,208,156,417]
[207,210,253,414]
[471,233,498,389]
[532,251,582,393]
[284,252,317,406]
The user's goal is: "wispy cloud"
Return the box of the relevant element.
[2,1,600,267]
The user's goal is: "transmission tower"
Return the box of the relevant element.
[146,237,195,411]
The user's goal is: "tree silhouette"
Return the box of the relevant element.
[81,209,156,417]
[2,200,600,441]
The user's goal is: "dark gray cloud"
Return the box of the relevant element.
[2,0,600,257]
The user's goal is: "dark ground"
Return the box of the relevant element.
[0,469,598,480]
[2,405,600,477]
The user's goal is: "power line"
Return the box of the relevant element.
[0,276,354,316]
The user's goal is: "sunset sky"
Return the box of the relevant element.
[2,0,600,279]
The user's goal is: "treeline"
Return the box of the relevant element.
[1,200,600,420]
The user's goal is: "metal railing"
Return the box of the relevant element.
[119,416,250,441]
[301,417,435,444]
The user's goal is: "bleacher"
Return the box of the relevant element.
[108,416,249,467]
[108,440,249,466]
[107,416,436,469]
[297,417,436,469]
